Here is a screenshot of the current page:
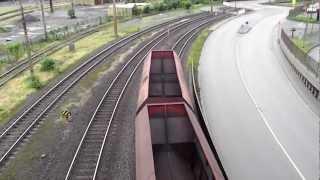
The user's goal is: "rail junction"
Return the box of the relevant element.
[0,8,232,179]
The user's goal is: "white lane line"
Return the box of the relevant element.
[234,36,306,180]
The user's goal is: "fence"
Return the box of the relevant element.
[281,29,320,78]
[45,15,112,41]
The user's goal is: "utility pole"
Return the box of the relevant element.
[18,0,34,76]
[112,0,118,37]
[49,0,54,13]
[318,7,320,78]
[39,0,48,40]
[210,0,213,14]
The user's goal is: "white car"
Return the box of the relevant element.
[238,21,252,34]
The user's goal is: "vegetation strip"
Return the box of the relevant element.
[188,28,211,69]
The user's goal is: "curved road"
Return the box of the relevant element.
[198,2,319,180]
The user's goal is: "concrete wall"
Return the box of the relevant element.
[279,34,320,100]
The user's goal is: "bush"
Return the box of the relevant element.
[26,75,42,89]
[132,5,142,16]
[68,9,76,19]
[40,57,56,71]
[171,1,179,9]
[166,3,173,10]
[183,1,192,9]
[158,3,167,11]
[6,43,24,61]
[143,5,151,14]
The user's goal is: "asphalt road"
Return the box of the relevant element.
[198,2,319,180]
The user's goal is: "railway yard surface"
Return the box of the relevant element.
[0,0,319,179]
[0,2,232,178]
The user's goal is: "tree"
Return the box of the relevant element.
[7,43,24,61]
[143,6,151,14]
[132,5,141,16]
[181,0,192,9]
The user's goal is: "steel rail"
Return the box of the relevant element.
[171,15,232,180]
[64,14,219,180]
[0,28,98,87]
[0,12,211,168]
[0,12,208,87]
[172,14,229,56]
[178,15,229,180]
[0,12,207,87]
[0,2,69,21]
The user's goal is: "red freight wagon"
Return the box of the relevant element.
[135,51,225,180]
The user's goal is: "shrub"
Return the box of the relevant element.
[68,9,76,19]
[6,43,24,61]
[166,3,173,10]
[183,1,192,9]
[132,5,142,16]
[143,5,151,14]
[26,75,42,89]
[158,3,166,11]
[171,1,179,9]
[40,57,56,71]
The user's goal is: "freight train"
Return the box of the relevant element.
[135,50,225,180]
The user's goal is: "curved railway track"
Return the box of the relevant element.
[0,12,209,87]
[64,13,227,180]
[175,14,230,180]
[0,12,214,169]
[172,14,230,56]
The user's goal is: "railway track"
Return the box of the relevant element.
[0,27,99,87]
[0,12,214,169]
[0,12,211,88]
[172,15,228,56]
[174,13,231,180]
[0,2,68,22]
[64,14,227,180]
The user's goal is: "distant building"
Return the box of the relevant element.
[75,0,122,6]
[107,3,149,17]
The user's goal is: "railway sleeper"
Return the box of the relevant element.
[76,162,97,170]
[72,168,95,176]
[73,175,94,180]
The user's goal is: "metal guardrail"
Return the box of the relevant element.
[281,29,320,78]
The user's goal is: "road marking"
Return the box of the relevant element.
[234,36,307,180]
[271,23,320,119]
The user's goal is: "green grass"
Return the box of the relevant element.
[0,38,61,74]
[292,37,312,53]
[188,28,211,69]
[0,26,9,33]
[0,24,139,126]
[0,5,207,127]
[0,6,17,15]
[288,13,318,24]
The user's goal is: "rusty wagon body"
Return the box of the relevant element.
[135,50,224,180]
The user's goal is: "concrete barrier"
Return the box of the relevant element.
[279,30,320,100]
